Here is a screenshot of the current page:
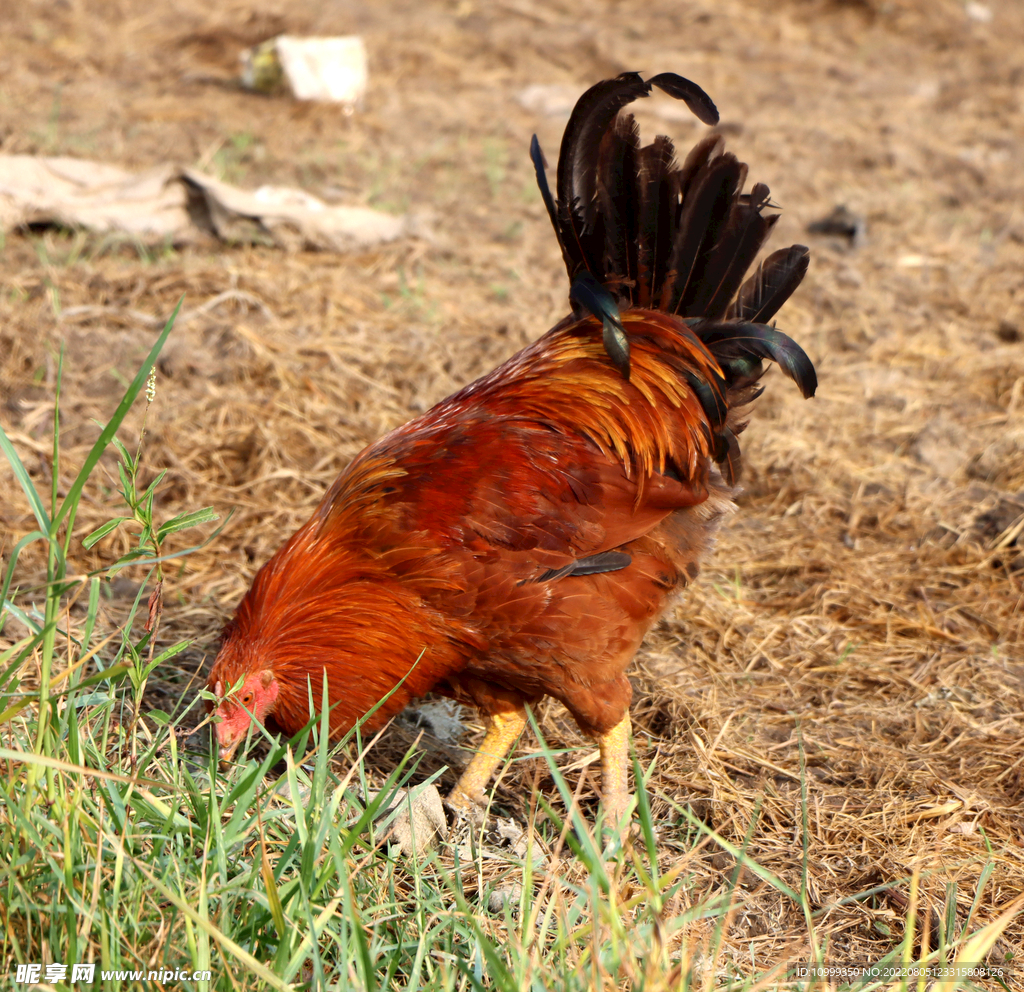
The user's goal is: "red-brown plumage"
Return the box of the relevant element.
[211,312,723,734]
[206,72,816,816]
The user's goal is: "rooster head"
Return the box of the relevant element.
[207,669,279,762]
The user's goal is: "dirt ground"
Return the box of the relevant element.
[3,0,1024,978]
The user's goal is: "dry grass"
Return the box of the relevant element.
[2,0,1024,981]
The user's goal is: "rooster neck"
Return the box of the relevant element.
[215,576,469,739]
[209,506,479,739]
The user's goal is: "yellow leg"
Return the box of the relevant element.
[448,706,528,811]
[598,712,633,828]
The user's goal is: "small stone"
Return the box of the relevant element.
[807,205,867,247]
[517,84,579,118]
[487,883,523,913]
[996,319,1020,343]
[399,698,466,742]
[835,264,863,288]
[965,2,993,23]
[376,784,447,856]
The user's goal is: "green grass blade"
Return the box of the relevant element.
[0,426,51,532]
[51,346,63,522]
[665,793,801,902]
[52,295,183,534]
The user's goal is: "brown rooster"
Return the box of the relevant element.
[206,72,816,825]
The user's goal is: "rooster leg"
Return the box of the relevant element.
[598,711,633,828]
[448,705,527,811]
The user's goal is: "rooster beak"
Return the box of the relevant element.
[217,737,240,769]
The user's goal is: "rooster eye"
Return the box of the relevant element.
[241,691,254,708]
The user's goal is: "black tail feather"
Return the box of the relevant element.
[714,427,744,486]
[635,134,678,308]
[554,73,651,281]
[595,114,641,297]
[569,271,631,380]
[664,154,746,314]
[728,245,810,324]
[676,133,725,202]
[686,183,777,320]
[530,135,559,246]
[683,369,729,428]
[534,550,633,583]
[697,321,818,399]
[647,72,720,125]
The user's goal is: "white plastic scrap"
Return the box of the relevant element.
[243,35,369,107]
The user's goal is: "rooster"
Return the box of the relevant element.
[206,72,816,826]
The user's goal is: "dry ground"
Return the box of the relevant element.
[2,0,1024,979]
